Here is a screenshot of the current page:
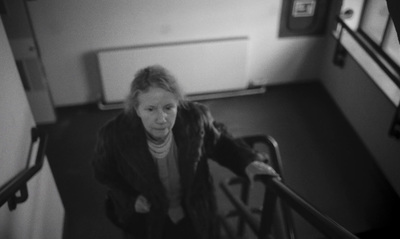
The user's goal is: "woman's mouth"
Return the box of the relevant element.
[153,127,168,131]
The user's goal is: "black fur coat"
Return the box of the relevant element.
[93,102,258,239]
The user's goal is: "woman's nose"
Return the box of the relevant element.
[155,110,167,123]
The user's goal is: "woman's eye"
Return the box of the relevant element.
[165,104,176,111]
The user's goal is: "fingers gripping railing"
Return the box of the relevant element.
[219,135,359,239]
[236,135,295,239]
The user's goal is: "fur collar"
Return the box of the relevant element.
[112,102,205,198]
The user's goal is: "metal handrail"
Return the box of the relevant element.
[220,176,359,239]
[0,128,48,210]
[219,134,359,239]
[334,17,400,139]
[239,135,295,239]
[335,16,400,89]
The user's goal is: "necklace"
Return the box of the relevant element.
[147,133,173,159]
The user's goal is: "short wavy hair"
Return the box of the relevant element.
[124,65,185,115]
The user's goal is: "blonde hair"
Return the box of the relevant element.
[124,65,185,115]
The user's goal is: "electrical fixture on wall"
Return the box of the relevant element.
[279,0,332,37]
[389,105,400,139]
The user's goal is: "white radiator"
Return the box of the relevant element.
[97,37,251,107]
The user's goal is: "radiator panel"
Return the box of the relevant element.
[97,37,249,104]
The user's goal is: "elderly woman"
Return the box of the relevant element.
[93,65,278,239]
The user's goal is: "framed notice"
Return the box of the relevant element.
[292,0,316,17]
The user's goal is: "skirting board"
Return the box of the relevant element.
[98,86,266,110]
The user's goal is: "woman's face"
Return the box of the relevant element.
[136,87,178,141]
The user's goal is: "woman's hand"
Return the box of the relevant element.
[135,195,151,213]
[245,161,281,186]
[256,152,271,163]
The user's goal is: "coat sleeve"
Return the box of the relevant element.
[198,104,259,177]
[93,122,134,193]
[92,121,142,230]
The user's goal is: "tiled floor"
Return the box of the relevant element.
[41,82,400,239]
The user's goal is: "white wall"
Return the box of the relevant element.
[320,36,400,196]
[0,19,64,239]
[0,17,35,193]
[0,160,65,239]
[27,0,327,106]
[318,0,400,196]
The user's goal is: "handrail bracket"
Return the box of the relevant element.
[333,25,348,68]
[7,183,29,211]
